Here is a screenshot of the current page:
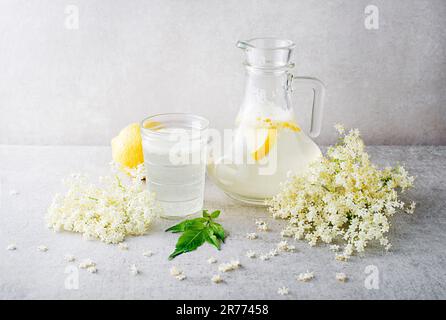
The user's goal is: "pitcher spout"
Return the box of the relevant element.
[236,37,295,70]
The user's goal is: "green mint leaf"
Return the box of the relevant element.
[210,210,221,219]
[210,222,226,242]
[167,209,227,260]
[168,248,186,260]
[168,229,206,260]
[202,210,210,218]
[165,218,207,233]
[204,229,221,250]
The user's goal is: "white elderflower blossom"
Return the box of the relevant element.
[277,287,289,295]
[79,259,96,269]
[6,244,16,251]
[335,254,349,262]
[218,260,241,272]
[9,190,19,196]
[207,257,217,264]
[211,274,223,283]
[170,266,182,276]
[405,201,416,214]
[268,249,279,257]
[336,272,348,282]
[246,250,256,258]
[334,123,345,134]
[259,254,270,261]
[170,266,187,280]
[118,243,129,251]
[277,240,295,252]
[142,250,153,257]
[46,163,159,244]
[176,274,186,281]
[255,219,269,231]
[268,126,415,258]
[246,232,258,240]
[297,271,314,282]
[37,245,48,252]
[64,254,75,262]
[130,264,139,276]
[87,266,98,274]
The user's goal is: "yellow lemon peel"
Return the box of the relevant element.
[111,123,144,170]
[250,117,301,161]
[251,128,278,161]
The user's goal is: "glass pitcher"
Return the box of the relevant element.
[207,38,325,205]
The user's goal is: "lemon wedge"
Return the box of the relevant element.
[111,123,144,170]
[251,128,278,161]
[246,118,301,161]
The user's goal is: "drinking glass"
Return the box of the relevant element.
[141,113,209,219]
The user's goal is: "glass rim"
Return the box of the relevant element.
[140,112,209,137]
[239,37,295,51]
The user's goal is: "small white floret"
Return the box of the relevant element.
[334,123,345,134]
[278,286,289,295]
[207,257,217,264]
[218,260,241,272]
[336,272,348,282]
[79,259,96,269]
[297,271,314,282]
[277,240,295,252]
[6,244,17,251]
[259,254,270,261]
[9,190,19,196]
[118,243,129,250]
[37,245,48,252]
[335,254,349,262]
[246,232,258,240]
[64,254,75,262]
[87,266,98,274]
[211,274,223,284]
[130,264,139,276]
[230,259,241,268]
[170,266,182,276]
[246,250,256,258]
[330,244,340,252]
[405,201,416,214]
[175,274,186,281]
[255,219,269,232]
[142,250,153,257]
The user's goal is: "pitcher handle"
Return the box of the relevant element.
[289,75,326,138]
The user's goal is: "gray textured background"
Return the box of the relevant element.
[0,0,445,146]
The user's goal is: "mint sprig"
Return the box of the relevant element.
[166,210,227,260]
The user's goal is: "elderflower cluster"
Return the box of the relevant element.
[297,271,314,282]
[170,266,186,280]
[268,126,415,258]
[255,219,269,231]
[218,260,241,272]
[211,274,223,283]
[46,163,160,244]
[277,240,295,252]
[277,287,289,295]
[79,259,97,273]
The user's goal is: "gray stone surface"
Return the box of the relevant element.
[0,145,445,299]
